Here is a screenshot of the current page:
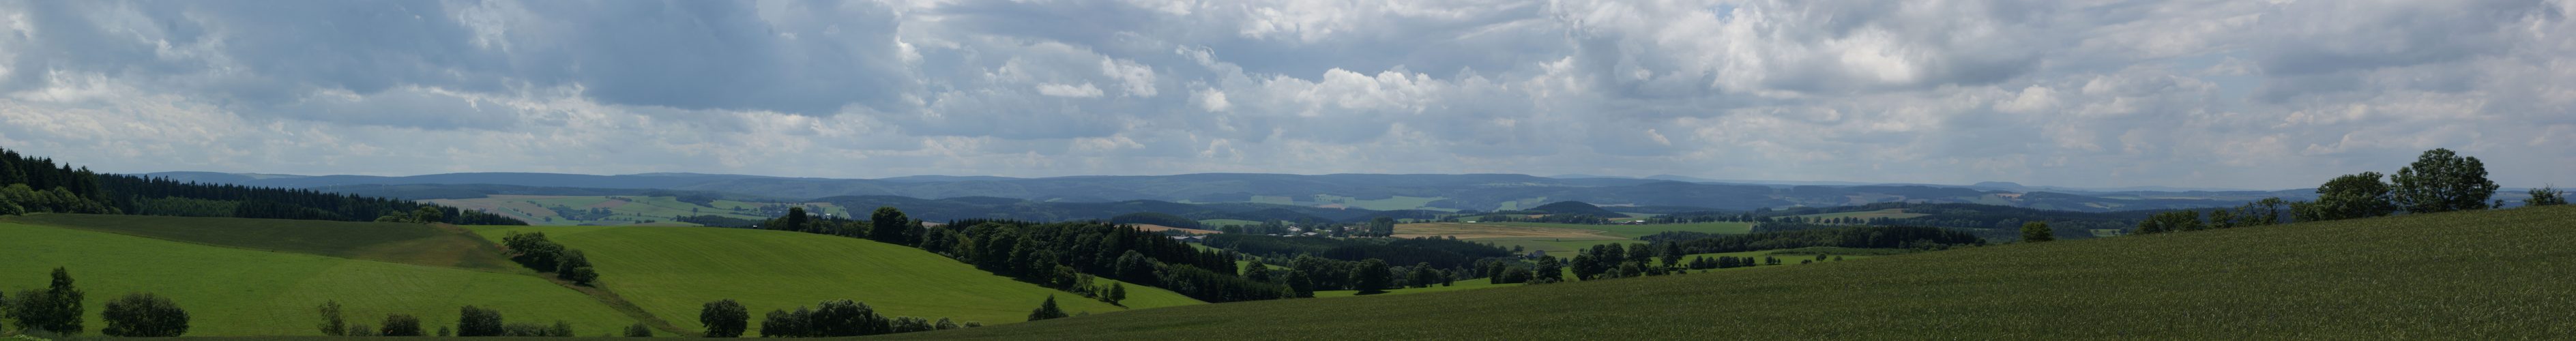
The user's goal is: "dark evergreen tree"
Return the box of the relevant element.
[8,267,84,334]
[1027,296,1069,321]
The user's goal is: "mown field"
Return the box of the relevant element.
[467,226,1204,333]
[0,216,636,336]
[6,214,520,271]
[887,206,2576,340]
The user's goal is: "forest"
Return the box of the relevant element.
[0,147,521,225]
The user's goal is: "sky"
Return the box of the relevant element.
[0,0,2568,190]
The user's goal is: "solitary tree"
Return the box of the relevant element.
[2312,172,2399,220]
[699,299,750,338]
[870,207,913,244]
[317,301,347,336]
[1026,296,1069,321]
[379,314,423,337]
[2528,186,2567,207]
[101,293,189,337]
[2021,221,2054,243]
[1352,259,1394,293]
[2391,148,2501,213]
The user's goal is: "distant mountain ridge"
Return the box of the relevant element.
[141,171,2314,213]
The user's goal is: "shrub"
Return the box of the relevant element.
[101,293,189,337]
[380,314,423,336]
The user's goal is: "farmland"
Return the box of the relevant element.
[1392,220,1754,254]
[0,216,636,336]
[426,195,845,226]
[886,206,2576,340]
[467,226,1204,333]
[1791,208,1929,220]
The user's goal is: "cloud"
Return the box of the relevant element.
[0,0,2566,190]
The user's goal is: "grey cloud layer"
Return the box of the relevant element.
[0,0,2567,189]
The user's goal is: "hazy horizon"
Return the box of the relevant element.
[2,1,2569,190]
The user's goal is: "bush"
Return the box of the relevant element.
[316,301,347,336]
[101,293,189,337]
[1027,296,1068,321]
[457,306,505,337]
[2530,187,2567,207]
[623,323,653,337]
[381,314,423,336]
[2021,222,2053,243]
[699,299,749,338]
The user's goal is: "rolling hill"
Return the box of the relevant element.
[465,226,1205,333]
[0,215,636,336]
[886,205,2576,340]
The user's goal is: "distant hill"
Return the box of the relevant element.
[1524,201,1622,216]
[145,171,2317,213]
[885,206,2576,339]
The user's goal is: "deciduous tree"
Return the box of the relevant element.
[2021,221,2053,242]
[699,299,749,338]
[2391,148,2501,213]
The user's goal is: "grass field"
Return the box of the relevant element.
[0,217,636,336]
[467,226,1204,333]
[886,205,2576,340]
[5,214,520,271]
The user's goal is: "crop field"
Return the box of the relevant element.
[886,206,2576,340]
[7,214,520,271]
[0,218,635,336]
[467,226,1204,333]
[1792,209,1929,220]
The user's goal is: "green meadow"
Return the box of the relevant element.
[0,216,635,336]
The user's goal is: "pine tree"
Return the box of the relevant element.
[1027,296,1069,321]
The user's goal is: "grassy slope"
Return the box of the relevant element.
[0,220,635,336]
[6,214,519,272]
[468,226,1203,333]
[888,206,2576,340]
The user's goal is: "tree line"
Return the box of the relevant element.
[499,233,600,286]
[1646,226,1988,254]
[0,147,523,225]
[753,207,1288,303]
[2137,148,2558,235]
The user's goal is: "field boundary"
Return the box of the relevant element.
[444,224,695,336]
